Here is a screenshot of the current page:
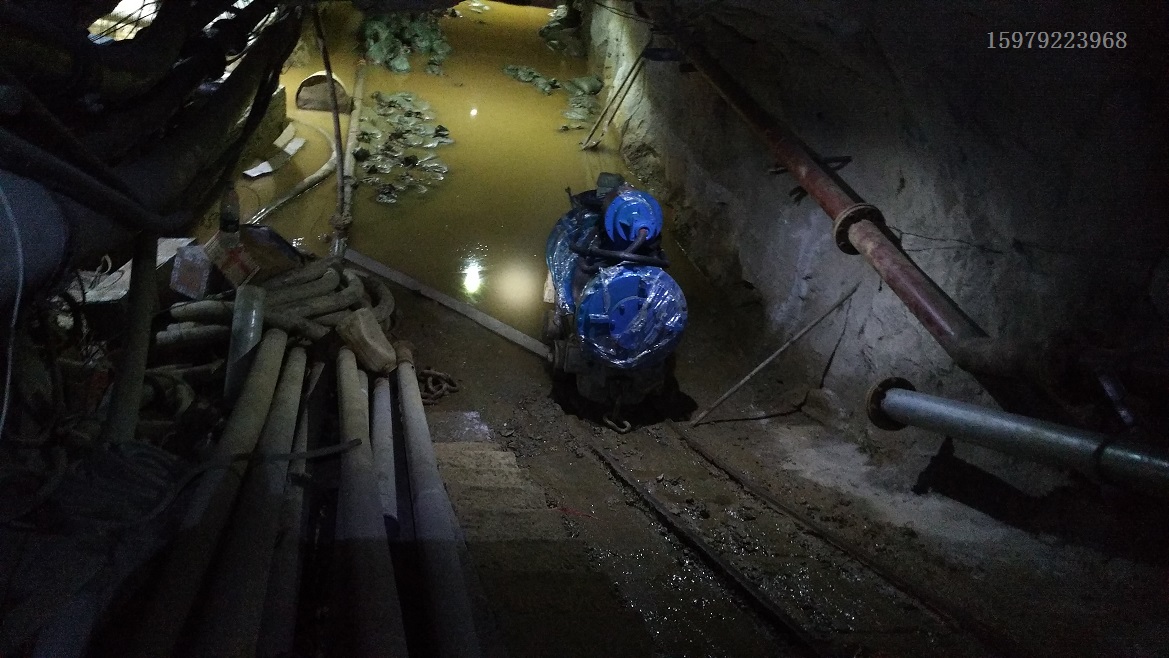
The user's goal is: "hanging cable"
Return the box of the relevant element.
[0,180,23,443]
[311,7,347,248]
[589,0,655,25]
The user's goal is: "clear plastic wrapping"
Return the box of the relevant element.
[545,207,598,315]
[575,265,688,370]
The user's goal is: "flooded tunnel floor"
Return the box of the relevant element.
[253,1,712,338]
[236,3,1169,656]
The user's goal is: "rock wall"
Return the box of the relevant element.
[588,1,1168,483]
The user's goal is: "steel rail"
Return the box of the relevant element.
[662,419,1021,656]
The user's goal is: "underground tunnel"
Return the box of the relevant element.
[0,0,1166,656]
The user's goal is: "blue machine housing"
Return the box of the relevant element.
[575,265,686,370]
[545,186,687,389]
[604,189,663,247]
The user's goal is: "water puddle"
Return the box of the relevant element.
[243,1,708,338]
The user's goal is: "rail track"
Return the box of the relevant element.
[568,415,1016,658]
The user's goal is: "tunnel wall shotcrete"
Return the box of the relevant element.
[587,1,1169,489]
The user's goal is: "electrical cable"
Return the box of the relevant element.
[104,437,364,530]
[0,180,23,444]
[589,0,655,25]
[1,438,364,528]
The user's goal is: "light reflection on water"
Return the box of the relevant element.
[248,1,706,339]
[462,257,482,294]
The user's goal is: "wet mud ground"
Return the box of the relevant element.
[249,2,1168,656]
[395,277,1168,658]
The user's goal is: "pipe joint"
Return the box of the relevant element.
[394,341,415,366]
[833,203,884,255]
[866,377,916,431]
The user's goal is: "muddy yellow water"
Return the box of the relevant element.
[241,1,704,338]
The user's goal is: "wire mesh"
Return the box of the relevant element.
[88,0,162,41]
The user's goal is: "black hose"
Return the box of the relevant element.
[569,241,670,268]
[0,65,139,196]
[80,48,226,161]
[625,226,649,254]
[0,12,296,234]
[0,125,167,232]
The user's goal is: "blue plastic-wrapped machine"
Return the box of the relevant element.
[544,183,688,402]
[545,204,594,317]
[576,265,687,370]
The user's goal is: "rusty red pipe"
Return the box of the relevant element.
[673,37,987,347]
[846,220,984,346]
[642,8,1067,417]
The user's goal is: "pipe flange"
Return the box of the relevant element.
[832,203,884,255]
[866,377,916,431]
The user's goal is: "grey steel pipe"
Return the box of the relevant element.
[311,10,346,230]
[867,379,1169,499]
[0,126,195,234]
[342,64,368,229]
[128,329,288,658]
[396,343,483,658]
[347,250,547,358]
[102,234,158,444]
[336,348,409,657]
[258,360,326,657]
[371,377,400,538]
[224,285,267,404]
[187,346,307,657]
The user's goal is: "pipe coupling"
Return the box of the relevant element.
[832,203,884,255]
[865,376,916,430]
[394,341,415,366]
